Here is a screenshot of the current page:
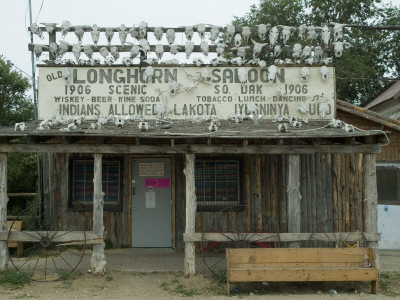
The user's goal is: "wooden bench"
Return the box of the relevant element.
[226,248,378,295]
[7,219,24,257]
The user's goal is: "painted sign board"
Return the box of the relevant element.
[38,65,335,120]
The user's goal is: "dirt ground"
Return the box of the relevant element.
[0,249,399,300]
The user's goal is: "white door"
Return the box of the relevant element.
[131,158,172,247]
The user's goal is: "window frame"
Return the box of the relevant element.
[68,157,123,212]
[195,156,243,212]
[376,162,400,206]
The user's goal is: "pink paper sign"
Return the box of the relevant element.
[145,178,171,188]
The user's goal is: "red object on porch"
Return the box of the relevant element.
[201,232,276,253]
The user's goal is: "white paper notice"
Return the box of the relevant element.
[145,191,156,208]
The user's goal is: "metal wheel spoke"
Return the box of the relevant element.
[58,253,74,270]
[30,257,40,280]
[51,229,74,241]
[18,242,42,257]
[65,248,82,257]
[44,248,48,281]
[18,230,42,241]
[50,255,61,279]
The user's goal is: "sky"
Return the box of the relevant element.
[0,0,399,83]
[0,0,259,79]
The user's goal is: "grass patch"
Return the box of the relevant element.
[0,268,30,289]
[379,272,400,296]
[161,278,198,297]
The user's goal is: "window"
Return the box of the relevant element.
[377,164,400,205]
[69,158,122,211]
[195,158,242,211]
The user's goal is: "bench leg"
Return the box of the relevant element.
[371,281,378,294]
[227,280,230,296]
[17,242,23,258]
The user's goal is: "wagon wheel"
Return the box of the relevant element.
[7,203,86,281]
[200,205,279,279]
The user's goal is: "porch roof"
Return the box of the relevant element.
[0,118,386,154]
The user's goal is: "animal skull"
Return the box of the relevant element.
[314,46,324,62]
[122,57,132,66]
[110,46,119,60]
[301,46,312,60]
[251,39,267,59]
[237,46,249,60]
[118,24,129,44]
[298,24,306,39]
[91,24,100,45]
[320,66,329,82]
[292,43,302,59]
[185,41,194,59]
[49,42,59,58]
[234,33,242,47]
[170,45,181,55]
[14,122,26,131]
[154,27,163,41]
[105,27,114,45]
[321,25,330,48]
[237,67,247,85]
[41,22,57,34]
[306,26,321,40]
[105,56,115,66]
[33,44,44,60]
[74,26,85,44]
[199,40,209,57]
[138,21,148,38]
[258,24,268,40]
[297,102,309,113]
[268,65,278,81]
[269,26,279,46]
[196,23,206,40]
[169,81,179,95]
[230,57,244,66]
[155,44,164,60]
[61,20,71,38]
[72,44,82,60]
[58,41,70,58]
[30,23,43,39]
[319,103,330,119]
[185,26,194,40]
[274,44,282,57]
[139,39,150,55]
[242,26,251,44]
[166,29,175,44]
[144,66,154,83]
[210,25,220,43]
[99,47,109,59]
[332,23,347,41]
[200,67,212,83]
[130,45,141,59]
[216,43,226,56]
[138,122,149,131]
[83,45,93,59]
[129,26,140,39]
[300,67,310,82]
[226,24,236,41]
[333,42,349,57]
[280,26,295,43]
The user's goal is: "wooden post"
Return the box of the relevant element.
[184,154,196,277]
[287,154,301,248]
[363,154,379,271]
[0,153,8,272]
[91,153,106,275]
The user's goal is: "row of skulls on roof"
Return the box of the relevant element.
[30,21,349,66]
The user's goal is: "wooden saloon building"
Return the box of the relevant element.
[0,23,389,275]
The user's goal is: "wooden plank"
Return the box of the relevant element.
[91,153,106,275]
[0,153,8,271]
[363,154,378,267]
[287,154,301,248]
[0,144,381,154]
[184,154,196,277]
[226,248,376,264]
[228,268,378,282]
[183,232,381,243]
[254,155,262,231]
[0,231,103,244]
[229,262,370,268]
[7,193,38,197]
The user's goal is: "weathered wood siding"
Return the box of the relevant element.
[192,153,367,250]
[43,152,371,250]
[42,153,130,248]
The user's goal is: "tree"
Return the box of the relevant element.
[0,55,37,213]
[0,56,34,126]
[233,0,400,106]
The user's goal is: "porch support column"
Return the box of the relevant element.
[287,154,301,248]
[363,154,379,266]
[184,154,196,277]
[91,153,106,275]
[0,153,8,272]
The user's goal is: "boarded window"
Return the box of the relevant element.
[377,165,400,205]
[69,158,122,211]
[195,158,242,211]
